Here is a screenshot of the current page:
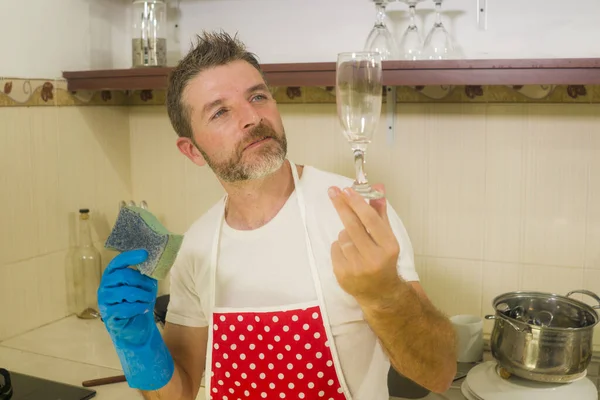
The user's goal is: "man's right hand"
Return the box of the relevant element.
[98,249,174,390]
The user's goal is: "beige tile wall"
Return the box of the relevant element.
[129,103,600,345]
[4,101,598,345]
[0,107,131,340]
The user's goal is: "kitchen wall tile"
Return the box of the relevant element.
[395,86,430,103]
[281,103,426,254]
[6,99,599,342]
[0,110,11,264]
[420,256,483,317]
[128,90,166,107]
[56,108,102,246]
[0,79,56,107]
[481,261,521,334]
[520,264,584,295]
[90,107,132,221]
[0,108,38,265]
[6,79,600,108]
[383,104,428,256]
[414,256,426,281]
[402,86,464,104]
[582,269,600,347]
[424,104,487,260]
[34,251,70,327]
[0,257,40,340]
[521,105,592,267]
[303,87,336,104]
[487,85,538,103]
[55,107,130,247]
[461,86,488,103]
[176,157,221,296]
[129,106,189,234]
[484,105,526,263]
[543,85,591,104]
[585,118,600,269]
[278,103,308,165]
[0,111,6,263]
[181,157,224,220]
[1,106,133,339]
[272,86,305,104]
[282,104,351,177]
[30,107,62,255]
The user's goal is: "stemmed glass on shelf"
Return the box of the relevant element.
[422,0,457,60]
[397,0,426,60]
[364,0,398,60]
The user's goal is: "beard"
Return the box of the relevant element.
[196,122,288,183]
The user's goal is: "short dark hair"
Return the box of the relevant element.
[166,31,264,139]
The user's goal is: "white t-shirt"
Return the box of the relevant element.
[165,165,420,400]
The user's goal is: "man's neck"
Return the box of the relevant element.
[222,160,303,230]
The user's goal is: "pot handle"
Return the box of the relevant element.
[566,290,600,309]
[485,314,531,333]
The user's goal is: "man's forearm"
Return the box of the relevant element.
[359,279,457,393]
[141,362,199,400]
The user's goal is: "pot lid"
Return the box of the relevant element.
[462,362,597,400]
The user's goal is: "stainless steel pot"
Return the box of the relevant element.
[485,289,600,383]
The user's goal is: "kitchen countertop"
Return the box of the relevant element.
[2,316,600,400]
[0,316,151,400]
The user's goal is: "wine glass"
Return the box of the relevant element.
[364,0,398,60]
[397,0,426,60]
[422,0,458,60]
[336,52,384,200]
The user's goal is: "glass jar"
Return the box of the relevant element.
[132,0,167,67]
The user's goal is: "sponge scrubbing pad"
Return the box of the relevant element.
[105,206,183,280]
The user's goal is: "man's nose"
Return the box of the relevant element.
[239,103,261,130]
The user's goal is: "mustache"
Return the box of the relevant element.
[241,123,277,150]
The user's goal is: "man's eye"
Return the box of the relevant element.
[251,94,267,102]
[212,109,227,119]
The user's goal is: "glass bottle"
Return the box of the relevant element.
[132,0,167,67]
[71,209,102,319]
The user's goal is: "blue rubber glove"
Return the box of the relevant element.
[97,249,174,390]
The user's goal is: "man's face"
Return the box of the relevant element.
[182,60,287,182]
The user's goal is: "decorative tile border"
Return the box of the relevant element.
[0,79,57,106]
[2,78,600,107]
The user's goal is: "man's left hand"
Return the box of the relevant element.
[328,184,401,307]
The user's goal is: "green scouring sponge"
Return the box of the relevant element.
[105,205,184,280]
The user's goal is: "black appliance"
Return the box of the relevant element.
[0,368,96,400]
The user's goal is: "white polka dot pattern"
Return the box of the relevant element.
[209,306,345,400]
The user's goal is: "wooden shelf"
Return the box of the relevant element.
[62,58,600,91]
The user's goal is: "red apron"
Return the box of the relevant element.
[205,161,351,400]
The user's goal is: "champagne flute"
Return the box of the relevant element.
[336,52,384,200]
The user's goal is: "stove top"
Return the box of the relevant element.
[0,369,96,400]
[461,361,598,400]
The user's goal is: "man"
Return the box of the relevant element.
[98,31,457,400]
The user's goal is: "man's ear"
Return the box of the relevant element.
[176,137,207,167]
